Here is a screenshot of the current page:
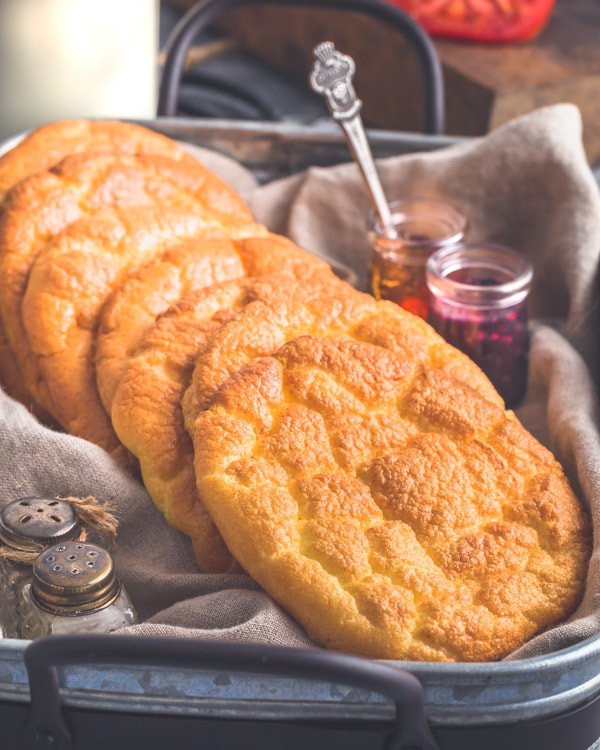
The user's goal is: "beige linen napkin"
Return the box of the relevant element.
[1,103,599,661]
[249,104,600,374]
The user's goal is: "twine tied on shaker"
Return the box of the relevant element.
[0,495,119,565]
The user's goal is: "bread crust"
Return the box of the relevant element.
[96,234,333,413]
[111,267,347,571]
[182,289,504,437]
[21,203,264,459]
[0,148,253,414]
[0,118,195,416]
[0,119,195,201]
[191,335,591,661]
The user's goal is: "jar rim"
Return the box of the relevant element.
[426,242,533,308]
[367,196,468,248]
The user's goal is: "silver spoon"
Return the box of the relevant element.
[310,41,398,240]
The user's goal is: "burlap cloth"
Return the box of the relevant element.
[2,103,600,662]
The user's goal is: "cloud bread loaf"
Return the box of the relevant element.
[182,288,504,437]
[0,119,197,411]
[21,203,266,460]
[111,268,349,572]
[96,233,333,414]
[0,148,252,413]
[191,335,591,661]
[0,119,195,201]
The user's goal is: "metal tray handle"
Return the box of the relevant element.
[158,0,445,135]
[23,634,439,750]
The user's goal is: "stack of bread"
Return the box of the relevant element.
[0,119,591,662]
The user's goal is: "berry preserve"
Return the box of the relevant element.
[426,243,533,408]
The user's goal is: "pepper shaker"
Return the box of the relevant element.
[18,541,137,638]
[0,496,81,637]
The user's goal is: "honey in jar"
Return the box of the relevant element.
[367,197,467,319]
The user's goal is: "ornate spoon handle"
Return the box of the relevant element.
[310,41,397,239]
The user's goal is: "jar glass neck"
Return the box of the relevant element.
[426,243,532,309]
[367,197,467,249]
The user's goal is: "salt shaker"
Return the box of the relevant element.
[426,242,533,408]
[18,541,137,638]
[0,496,81,638]
[367,197,467,319]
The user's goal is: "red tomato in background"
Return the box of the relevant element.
[388,0,556,43]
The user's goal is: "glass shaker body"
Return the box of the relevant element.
[426,243,533,408]
[0,496,80,638]
[367,197,467,319]
[0,560,28,638]
[18,541,136,639]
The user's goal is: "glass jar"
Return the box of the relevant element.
[426,242,533,408]
[0,496,81,638]
[18,541,137,639]
[367,197,467,319]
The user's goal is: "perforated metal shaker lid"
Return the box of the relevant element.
[0,497,80,551]
[31,541,120,614]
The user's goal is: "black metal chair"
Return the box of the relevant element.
[158,0,445,135]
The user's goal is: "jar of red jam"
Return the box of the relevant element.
[426,242,533,408]
[367,197,467,319]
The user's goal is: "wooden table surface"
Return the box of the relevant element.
[435,0,600,163]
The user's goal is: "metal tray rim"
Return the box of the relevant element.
[0,629,599,725]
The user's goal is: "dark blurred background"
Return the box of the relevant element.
[159,0,600,171]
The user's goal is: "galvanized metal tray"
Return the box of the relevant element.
[145,116,461,182]
[1,117,599,750]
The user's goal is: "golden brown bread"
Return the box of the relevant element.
[0,119,195,201]
[0,148,253,415]
[191,335,591,661]
[21,203,266,459]
[0,120,203,417]
[112,281,249,573]
[110,268,349,572]
[182,287,504,436]
[0,119,589,661]
[96,234,333,414]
